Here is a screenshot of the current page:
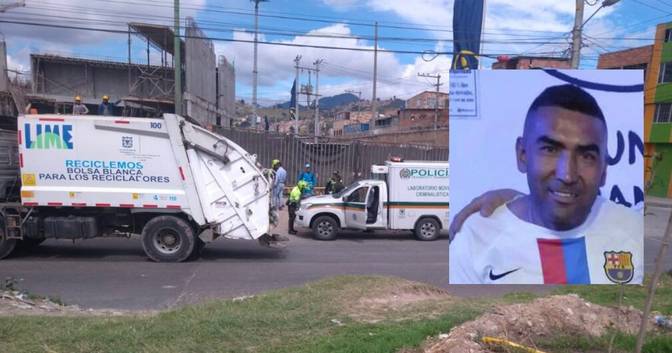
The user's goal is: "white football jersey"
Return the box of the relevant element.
[449,197,643,285]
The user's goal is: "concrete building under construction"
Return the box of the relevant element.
[24,17,235,128]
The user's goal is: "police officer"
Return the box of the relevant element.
[325,171,344,194]
[287,180,307,234]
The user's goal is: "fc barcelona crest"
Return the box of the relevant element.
[603,251,634,284]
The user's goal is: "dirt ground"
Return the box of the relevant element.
[423,294,651,353]
[346,279,456,323]
[0,290,154,317]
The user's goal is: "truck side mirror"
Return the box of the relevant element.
[342,196,347,202]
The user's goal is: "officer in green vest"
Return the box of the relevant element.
[287,180,308,234]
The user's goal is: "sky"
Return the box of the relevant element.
[0,0,667,106]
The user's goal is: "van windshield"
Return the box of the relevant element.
[333,181,360,199]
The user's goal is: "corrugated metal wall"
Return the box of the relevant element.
[184,17,217,126]
[218,128,448,186]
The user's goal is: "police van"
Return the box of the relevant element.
[294,161,449,240]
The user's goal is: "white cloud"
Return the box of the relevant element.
[367,0,454,36]
[217,23,452,103]
[2,0,204,46]
[322,0,360,11]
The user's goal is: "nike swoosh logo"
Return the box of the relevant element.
[489,268,520,281]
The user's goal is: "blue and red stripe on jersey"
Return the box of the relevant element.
[537,237,590,284]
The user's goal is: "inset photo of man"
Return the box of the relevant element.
[448,70,644,285]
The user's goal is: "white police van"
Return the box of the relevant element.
[294,160,449,240]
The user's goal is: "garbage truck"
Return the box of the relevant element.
[0,114,280,262]
[294,160,449,240]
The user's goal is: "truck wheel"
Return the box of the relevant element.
[312,216,339,241]
[0,218,16,259]
[187,238,205,261]
[141,216,195,262]
[0,238,16,259]
[414,218,440,241]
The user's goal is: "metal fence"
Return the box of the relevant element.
[217,128,448,187]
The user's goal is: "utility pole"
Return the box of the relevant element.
[571,0,621,69]
[304,70,312,108]
[0,0,24,13]
[294,55,301,134]
[174,0,182,115]
[345,89,362,114]
[371,21,378,122]
[418,73,443,130]
[251,0,268,130]
[570,0,584,69]
[314,59,323,141]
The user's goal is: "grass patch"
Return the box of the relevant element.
[552,272,672,315]
[265,305,482,353]
[2,274,671,353]
[0,276,484,353]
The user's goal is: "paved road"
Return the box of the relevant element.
[1,206,670,310]
[0,210,450,310]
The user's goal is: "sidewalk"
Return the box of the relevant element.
[647,196,672,208]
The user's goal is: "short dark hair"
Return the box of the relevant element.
[526,84,605,124]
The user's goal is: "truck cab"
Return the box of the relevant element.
[295,161,449,241]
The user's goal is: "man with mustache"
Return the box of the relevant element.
[449,84,643,285]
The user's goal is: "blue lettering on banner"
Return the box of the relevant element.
[65,160,144,169]
[59,160,170,183]
[24,123,73,149]
[602,129,645,208]
[607,130,643,166]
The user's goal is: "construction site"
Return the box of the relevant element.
[3,17,235,129]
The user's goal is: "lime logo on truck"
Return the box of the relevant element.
[399,168,449,179]
[24,123,73,150]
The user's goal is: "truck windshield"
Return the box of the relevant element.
[333,181,360,199]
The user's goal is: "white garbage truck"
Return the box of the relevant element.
[0,114,280,262]
[294,160,449,240]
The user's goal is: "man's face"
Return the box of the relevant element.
[516,106,607,230]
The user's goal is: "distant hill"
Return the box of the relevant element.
[318,93,358,109]
[273,93,358,110]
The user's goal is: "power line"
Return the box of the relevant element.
[6,7,575,45]
[631,0,672,13]
[34,0,575,37]
[1,18,574,59]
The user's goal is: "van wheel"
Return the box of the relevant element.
[312,216,339,241]
[141,216,195,262]
[414,218,440,241]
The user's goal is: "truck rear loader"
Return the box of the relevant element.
[0,114,278,262]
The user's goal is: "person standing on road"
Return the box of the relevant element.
[272,159,287,210]
[325,171,344,194]
[72,96,89,115]
[298,163,317,197]
[98,95,114,116]
[287,180,307,234]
